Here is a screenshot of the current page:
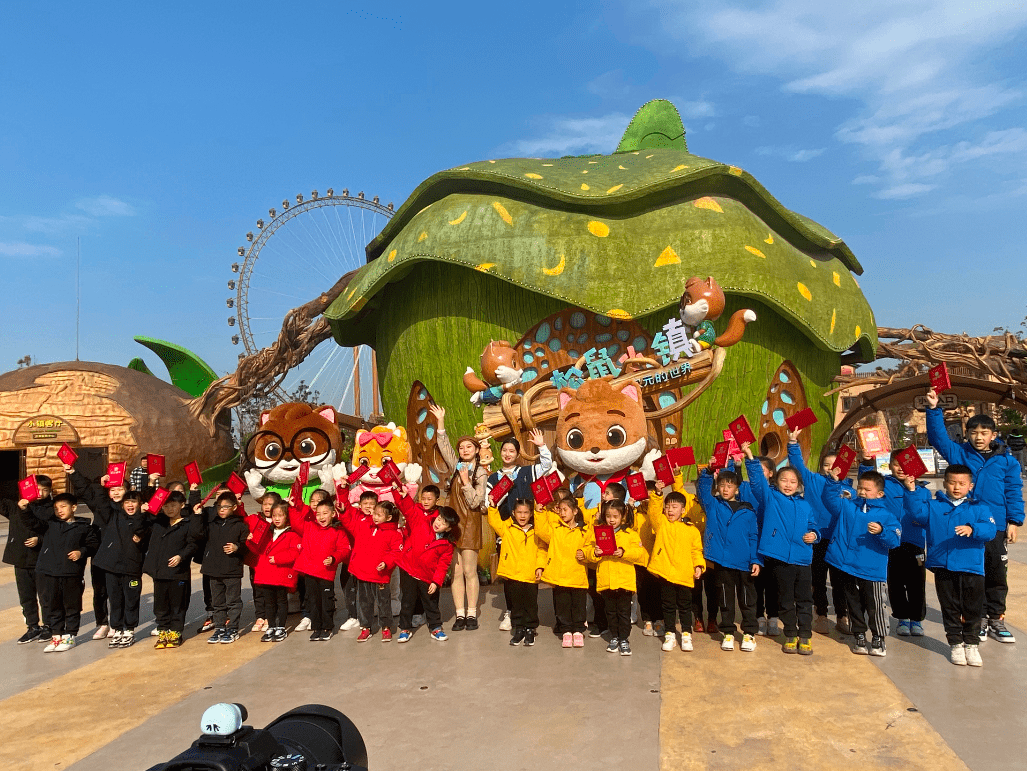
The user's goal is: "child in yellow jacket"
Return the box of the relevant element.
[535,497,593,648]
[585,500,648,655]
[487,499,544,647]
[647,487,706,652]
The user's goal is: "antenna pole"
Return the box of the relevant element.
[76,237,81,361]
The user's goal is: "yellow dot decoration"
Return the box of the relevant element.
[524,173,543,180]
[693,197,723,213]
[581,183,590,191]
[744,246,766,259]
[476,263,496,272]
[765,234,774,244]
[606,184,623,194]
[855,325,862,338]
[387,249,398,262]
[618,165,628,170]
[448,211,468,226]
[797,282,812,301]
[654,246,680,267]
[346,287,357,301]
[457,167,470,171]
[588,221,610,238]
[588,161,599,164]
[832,271,841,287]
[542,254,566,276]
[581,170,588,174]
[728,166,743,176]
[646,154,655,159]
[830,309,836,334]
[488,160,496,164]
[492,202,513,225]
[809,260,817,268]
[671,164,689,172]
[542,163,554,167]
[417,231,428,242]
[608,308,632,319]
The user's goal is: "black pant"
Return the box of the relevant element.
[303,575,335,631]
[812,539,846,618]
[755,568,779,618]
[603,588,633,641]
[586,569,607,632]
[153,578,190,633]
[714,566,757,636]
[767,557,813,638]
[505,579,539,630]
[691,570,718,624]
[210,577,243,630]
[888,543,926,621]
[984,531,1009,619]
[202,573,213,614]
[338,564,358,620]
[356,579,394,633]
[15,566,40,628]
[635,566,661,624]
[106,572,143,631]
[90,562,109,626]
[37,573,84,635]
[262,585,289,627]
[399,569,442,631]
[249,566,265,621]
[659,576,692,633]
[838,571,888,640]
[934,568,985,646]
[552,586,587,634]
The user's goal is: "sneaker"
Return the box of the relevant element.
[757,617,768,636]
[950,643,967,665]
[680,632,693,652]
[106,626,117,638]
[835,616,852,635]
[783,636,798,654]
[653,621,665,637]
[620,640,632,656]
[198,617,215,634]
[813,615,830,635]
[499,611,512,631]
[92,624,110,641]
[412,614,426,628]
[109,630,124,648]
[896,619,911,636]
[798,638,813,656]
[119,630,135,648]
[909,621,925,637]
[397,630,412,643]
[694,619,705,633]
[662,633,676,652]
[155,631,168,649]
[965,644,983,667]
[150,628,160,637]
[524,629,536,646]
[357,628,373,642]
[55,634,75,652]
[607,638,620,653]
[562,632,573,648]
[430,627,448,641]
[309,631,323,642]
[853,634,870,655]
[870,638,886,657]
[741,634,757,652]
[167,631,183,648]
[295,617,312,632]
[768,617,781,636]
[721,634,735,651]
[220,629,239,644]
[340,617,360,631]
[381,628,393,642]
[572,632,585,648]
[272,628,287,642]
[988,618,1017,644]
[320,629,334,641]
[18,627,42,644]
[251,619,265,632]
[260,629,275,643]
[43,635,61,652]
[642,621,654,636]
[465,616,479,631]
[587,625,604,638]
[208,630,224,644]
[511,629,527,646]
[37,626,52,643]
[979,620,988,643]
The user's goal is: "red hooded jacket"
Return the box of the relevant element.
[339,507,403,584]
[396,495,455,586]
[289,504,350,581]
[248,527,301,590]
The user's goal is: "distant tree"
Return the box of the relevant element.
[16,355,32,368]
[232,380,323,449]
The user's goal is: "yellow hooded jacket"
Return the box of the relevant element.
[646,492,706,588]
[487,506,543,584]
[584,526,649,592]
[534,507,592,589]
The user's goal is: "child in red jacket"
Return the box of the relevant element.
[290,497,350,641]
[249,502,300,642]
[246,491,280,633]
[341,500,404,642]
[396,496,459,642]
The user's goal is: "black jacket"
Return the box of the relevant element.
[2,498,48,569]
[72,471,150,575]
[199,509,248,578]
[25,508,100,577]
[143,513,198,580]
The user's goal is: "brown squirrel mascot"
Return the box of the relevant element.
[678,276,756,353]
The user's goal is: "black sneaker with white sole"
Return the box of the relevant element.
[524,629,536,646]
[988,618,1016,643]
[870,638,886,657]
[853,633,869,655]
[18,627,42,644]
[510,629,526,646]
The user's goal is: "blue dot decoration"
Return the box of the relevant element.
[780,390,794,405]
[596,333,613,344]
[548,339,561,352]
[523,352,534,364]
[554,317,563,331]
[535,323,551,343]
[416,408,427,424]
[570,312,586,329]
[617,330,630,342]
[426,426,435,440]
[522,369,537,381]
[666,425,677,435]
[595,314,611,326]
[761,401,769,415]
[633,336,648,352]
[772,409,786,426]
[658,392,676,409]
[418,387,427,400]
[779,371,791,384]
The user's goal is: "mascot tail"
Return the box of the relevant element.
[463,367,489,393]
[715,309,757,348]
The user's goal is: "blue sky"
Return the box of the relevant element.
[3,1,1026,393]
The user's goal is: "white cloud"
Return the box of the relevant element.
[0,241,62,258]
[676,100,716,119]
[22,213,93,234]
[503,113,632,157]
[76,195,135,217]
[874,183,936,200]
[755,145,826,162]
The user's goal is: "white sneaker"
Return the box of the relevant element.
[295,617,312,632]
[107,626,117,638]
[93,625,110,640]
[109,630,124,648]
[950,644,967,666]
[150,627,160,637]
[44,635,61,652]
[251,620,263,632]
[499,611,512,632]
[721,634,735,651]
[55,634,75,652]
[340,617,360,632]
[740,634,757,652]
[412,614,426,628]
[757,617,768,636]
[965,644,983,667]
[680,632,694,652]
[662,633,676,651]
[643,621,654,636]
[768,617,781,636]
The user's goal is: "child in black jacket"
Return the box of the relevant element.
[4,477,50,643]
[195,492,249,643]
[144,490,198,648]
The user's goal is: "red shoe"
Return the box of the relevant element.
[381,628,392,642]
[357,628,372,642]
[694,619,705,634]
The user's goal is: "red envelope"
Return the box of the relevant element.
[711,441,731,470]
[545,471,561,492]
[383,459,403,483]
[250,517,272,552]
[184,462,203,487]
[785,408,818,432]
[147,487,171,513]
[831,446,857,479]
[929,363,951,393]
[19,475,40,502]
[289,478,305,506]
[145,454,166,477]
[653,456,675,486]
[858,427,885,456]
[57,443,78,466]
[666,446,695,468]
[226,472,247,496]
[199,485,221,508]
[489,475,514,506]
[729,415,757,446]
[625,472,648,501]
[297,461,311,486]
[377,464,398,486]
[531,477,554,506]
[594,525,617,557]
[107,462,127,488]
[347,464,370,484]
[896,445,929,479]
[722,430,741,458]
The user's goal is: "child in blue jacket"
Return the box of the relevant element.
[743,442,820,655]
[696,468,761,652]
[731,454,779,636]
[822,469,901,657]
[925,388,1022,644]
[902,464,997,667]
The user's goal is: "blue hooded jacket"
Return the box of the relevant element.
[787,442,852,540]
[903,486,997,576]
[857,460,926,549]
[745,458,820,566]
[821,480,901,582]
[696,471,761,572]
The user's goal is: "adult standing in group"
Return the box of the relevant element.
[429,404,488,631]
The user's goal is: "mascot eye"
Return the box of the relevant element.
[264,443,282,460]
[606,425,627,448]
[298,438,316,455]
[566,428,584,450]
[360,458,370,467]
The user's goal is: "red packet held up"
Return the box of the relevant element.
[297,461,311,486]
[383,459,403,484]
[184,461,203,487]
[57,443,78,466]
[653,455,675,486]
[531,477,554,506]
[145,454,166,477]
[107,462,127,488]
[250,517,272,551]
[226,472,247,496]
[594,525,617,556]
[489,475,514,506]
[858,427,885,456]
[928,363,951,393]
[710,441,731,471]
[785,408,818,432]
[831,446,857,479]
[625,472,648,501]
[347,464,370,484]
[728,415,757,446]
[666,446,695,469]
[19,475,40,502]
[896,445,929,479]
[545,471,561,492]
[147,487,171,513]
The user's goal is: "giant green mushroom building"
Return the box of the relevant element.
[325,100,876,466]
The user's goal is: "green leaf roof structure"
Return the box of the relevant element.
[325,100,876,358]
[133,336,219,398]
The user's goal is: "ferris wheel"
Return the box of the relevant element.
[227,189,394,419]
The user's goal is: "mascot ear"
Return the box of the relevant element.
[558,390,574,411]
[317,406,337,425]
[619,383,641,405]
[260,410,272,426]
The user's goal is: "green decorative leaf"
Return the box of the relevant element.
[133,336,219,398]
